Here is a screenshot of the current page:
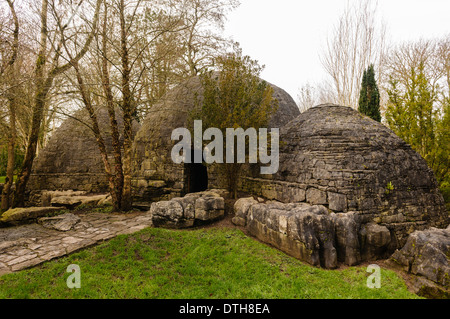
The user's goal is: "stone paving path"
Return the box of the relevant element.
[0,211,153,276]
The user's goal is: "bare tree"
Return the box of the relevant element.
[9,0,240,211]
[0,0,19,211]
[173,0,240,76]
[383,36,450,184]
[297,81,336,112]
[134,0,240,114]
[382,38,446,105]
[12,0,102,208]
[320,0,387,109]
[62,0,182,211]
[436,35,450,110]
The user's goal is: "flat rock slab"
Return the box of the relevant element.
[0,210,153,276]
[0,207,62,226]
[38,213,81,232]
[51,195,109,209]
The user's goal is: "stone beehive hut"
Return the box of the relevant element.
[131,76,301,202]
[240,104,448,248]
[27,107,140,199]
[26,75,448,269]
[132,80,448,267]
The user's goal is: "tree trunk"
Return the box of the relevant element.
[13,0,49,207]
[1,97,17,211]
[119,0,133,211]
[101,1,124,211]
[13,11,52,206]
[12,0,102,207]
[13,76,53,207]
[12,0,101,207]
[1,0,19,211]
[73,62,119,211]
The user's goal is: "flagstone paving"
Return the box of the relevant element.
[0,211,153,276]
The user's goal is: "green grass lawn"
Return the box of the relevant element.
[0,227,420,299]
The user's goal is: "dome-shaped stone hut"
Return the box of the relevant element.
[131,76,301,202]
[240,104,448,248]
[132,82,448,265]
[27,107,140,200]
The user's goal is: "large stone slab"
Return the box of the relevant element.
[360,222,392,260]
[232,197,258,226]
[232,198,400,269]
[150,189,225,229]
[334,212,361,266]
[390,226,450,297]
[0,210,154,276]
[41,190,87,206]
[243,201,338,269]
[0,207,62,226]
[239,104,449,253]
[195,197,225,221]
[51,194,109,209]
[38,213,81,232]
[151,200,187,228]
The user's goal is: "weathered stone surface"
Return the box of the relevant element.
[41,190,87,206]
[364,223,391,247]
[149,190,225,229]
[195,197,225,221]
[172,196,196,220]
[0,210,153,276]
[288,205,336,268]
[410,276,450,299]
[334,212,361,266]
[306,188,327,205]
[150,200,186,228]
[0,207,62,226]
[243,201,338,269]
[360,223,392,260]
[131,75,300,202]
[98,194,112,206]
[38,213,81,232]
[234,200,333,268]
[51,196,82,207]
[328,192,347,212]
[390,227,450,293]
[232,198,423,268]
[27,107,140,204]
[240,104,449,251]
[51,194,109,209]
[232,197,258,226]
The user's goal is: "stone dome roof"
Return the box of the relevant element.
[131,76,300,202]
[241,104,448,247]
[28,107,140,197]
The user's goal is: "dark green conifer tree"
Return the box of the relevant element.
[358,64,381,122]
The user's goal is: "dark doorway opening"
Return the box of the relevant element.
[185,148,208,193]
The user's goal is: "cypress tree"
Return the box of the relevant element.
[359,69,368,115]
[358,64,381,122]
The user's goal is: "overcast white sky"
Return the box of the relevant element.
[223,0,450,100]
